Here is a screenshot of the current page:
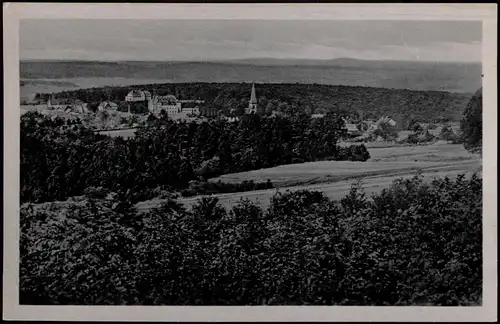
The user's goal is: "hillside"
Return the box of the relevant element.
[20,59,482,93]
[40,82,474,123]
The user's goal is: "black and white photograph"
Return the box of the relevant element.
[3,3,497,322]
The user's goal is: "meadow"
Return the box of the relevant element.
[136,142,480,211]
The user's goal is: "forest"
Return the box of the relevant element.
[20,173,483,305]
[35,82,473,124]
[21,111,369,204]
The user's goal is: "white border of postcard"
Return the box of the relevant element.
[3,3,498,322]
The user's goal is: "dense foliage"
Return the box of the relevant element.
[21,111,369,204]
[20,173,482,305]
[460,87,482,153]
[181,179,274,197]
[36,82,473,124]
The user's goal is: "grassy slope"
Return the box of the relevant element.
[134,143,481,211]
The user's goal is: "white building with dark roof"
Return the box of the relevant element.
[149,94,201,118]
[98,101,119,112]
[345,123,363,137]
[125,90,152,102]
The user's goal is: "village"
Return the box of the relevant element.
[21,82,461,144]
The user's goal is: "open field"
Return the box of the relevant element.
[135,143,481,211]
[210,143,478,185]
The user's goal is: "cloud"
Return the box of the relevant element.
[382,41,481,62]
[20,19,482,62]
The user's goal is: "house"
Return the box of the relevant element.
[151,95,198,118]
[151,95,182,115]
[345,123,363,137]
[221,116,240,123]
[201,107,219,118]
[363,116,397,133]
[125,90,152,102]
[182,106,201,116]
[98,101,119,112]
[158,104,182,116]
[64,103,89,114]
[375,116,397,127]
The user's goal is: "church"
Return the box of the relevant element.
[245,83,258,114]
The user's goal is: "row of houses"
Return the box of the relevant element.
[45,90,204,119]
[99,91,204,118]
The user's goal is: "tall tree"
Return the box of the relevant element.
[460,87,482,154]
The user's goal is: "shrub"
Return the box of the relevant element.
[83,186,109,199]
[20,173,482,305]
[334,144,370,161]
[373,124,398,141]
[182,179,274,197]
[439,125,460,143]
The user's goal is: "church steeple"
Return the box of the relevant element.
[246,82,258,114]
[249,82,257,104]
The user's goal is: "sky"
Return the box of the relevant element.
[20,19,482,62]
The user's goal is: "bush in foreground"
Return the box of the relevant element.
[20,173,482,305]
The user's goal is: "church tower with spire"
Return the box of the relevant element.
[246,82,258,114]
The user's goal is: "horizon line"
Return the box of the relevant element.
[19,57,482,64]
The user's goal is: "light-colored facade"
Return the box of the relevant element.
[125,90,152,102]
[182,107,201,116]
[98,101,119,112]
[150,95,201,118]
[345,123,363,137]
[64,103,90,114]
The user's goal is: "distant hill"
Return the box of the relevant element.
[20,59,482,93]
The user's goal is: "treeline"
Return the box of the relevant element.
[21,111,369,204]
[181,179,274,197]
[20,173,482,305]
[37,82,472,123]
